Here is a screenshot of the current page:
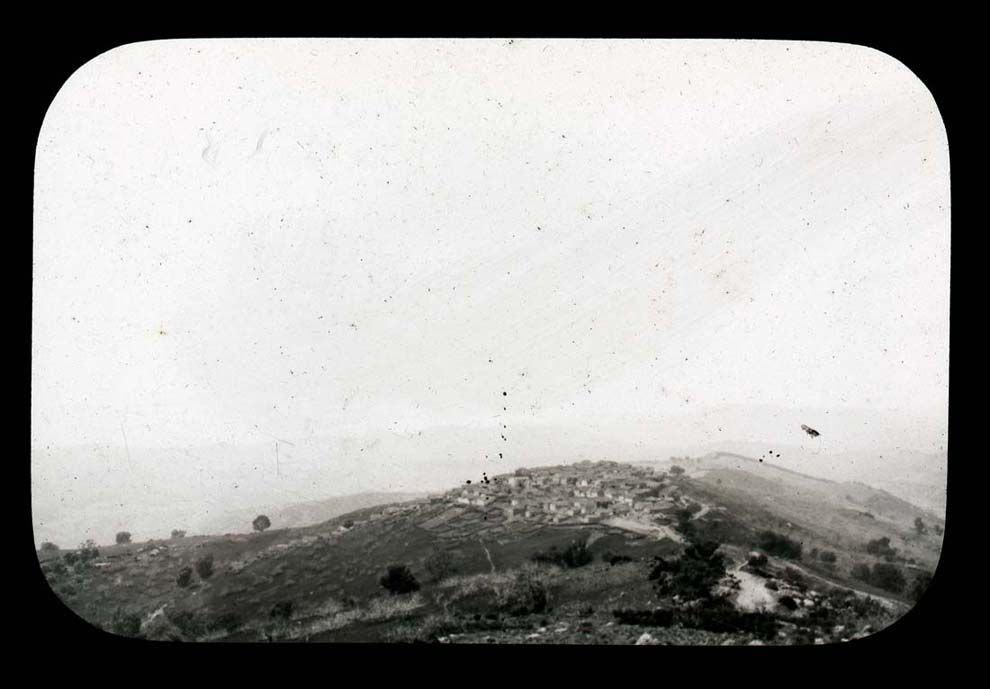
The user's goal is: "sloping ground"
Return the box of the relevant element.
[40,456,931,643]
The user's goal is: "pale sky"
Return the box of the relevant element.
[32,39,949,542]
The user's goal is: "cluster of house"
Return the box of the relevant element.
[440,460,680,525]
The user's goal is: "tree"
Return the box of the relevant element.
[39,541,59,552]
[196,554,215,580]
[669,465,685,477]
[78,539,100,562]
[649,540,726,601]
[870,563,907,594]
[913,517,928,536]
[755,531,803,560]
[115,531,132,544]
[933,524,943,536]
[865,537,898,561]
[176,567,193,588]
[252,515,271,533]
[171,530,186,539]
[110,608,142,637]
[819,550,838,563]
[379,564,420,595]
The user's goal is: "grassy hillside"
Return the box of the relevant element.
[38,456,938,644]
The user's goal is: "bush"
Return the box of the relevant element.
[851,562,873,583]
[865,537,897,561]
[62,551,79,566]
[39,541,59,552]
[781,567,806,588]
[380,564,420,595]
[77,539,100,562]
[424,546,458,582]
[110,608,142,637]
[270,601,294,621]
[176,567,193,588]
[649,540,726,601]
[669,465,685,476]
[209,612,243,634]
[115,531,132,544]
[531,540,593,568]
[913,517,928,536]
[167,609,207,639]
[195,554,215,580]
[253,515,271,532]
[171,529,186,539]
[343,520,354,529]
[498,567,552,615]
[603,552,633,566]
[819,550,838,563]
[755,531,803,560]
[869,563,907,594]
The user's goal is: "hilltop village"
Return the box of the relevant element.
[361,460,692,533]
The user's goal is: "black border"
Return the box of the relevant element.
[18,23,972,678]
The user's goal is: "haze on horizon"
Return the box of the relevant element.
[32,39,949,546]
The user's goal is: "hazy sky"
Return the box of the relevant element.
[33,39,949,493]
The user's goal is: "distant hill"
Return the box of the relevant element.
[197,491,429,536]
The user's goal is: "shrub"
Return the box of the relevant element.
[649,540,726,601]
[913,517,928,536]
[63,551,79,566]
[604,552,633,566]
[167,609,207,639]
[865,537,897,561]
[424,546,458,582]
[40,541,59,552]
[819,550,838,563]
[253,515,271,532]
[851,562,873,583]
[781,567,806,588]
[933,524,943,536]
[498,567,552,615]
[869,563,907,594]
[531,540,593,568]
[171,529,186,539]
[195,554,215,580]
[110,608,142,637]
[343,520,354,529]
[209,612,243,634]
[270,601,294,621]
[115,531,132,545]
[755,531,803,560]
[380,564,420,595]
[669,465,685,476]
[176,567,193,588]
[77,539,100,562]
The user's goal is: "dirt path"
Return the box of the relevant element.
[479,540,496,573]
[603,517,685,543]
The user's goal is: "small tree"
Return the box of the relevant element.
[933,524,943,536]
[78,539,100,562]
[115,531,132,545]
[379,564,420,595]
[196,554,215,580]
[755,531,803,560]
[253,515,271,533]
[819,550,838,563]
[870,563,907,594]
[39,541,60,552]
[865,536,898,561]
[176,567,193,588]
[171,529,187,539]
[913,517,928,536]
[669,465,685,477]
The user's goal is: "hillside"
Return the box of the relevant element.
[38,456,941,644]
